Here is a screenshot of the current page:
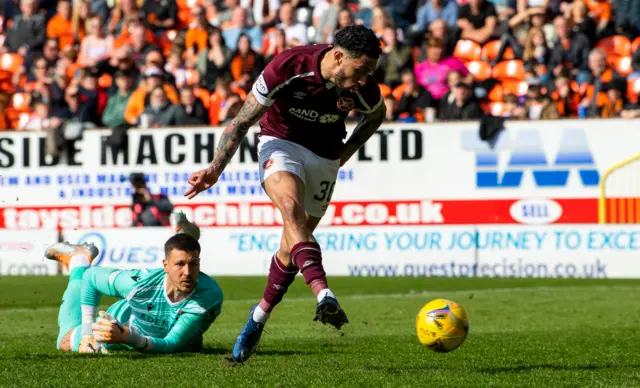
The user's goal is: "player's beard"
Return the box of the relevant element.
[334,68,349,91]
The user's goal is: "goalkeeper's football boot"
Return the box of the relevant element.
[232,304,265,363]
[44,241,99,269]
[314,296,349,330]
[170,211,201,241]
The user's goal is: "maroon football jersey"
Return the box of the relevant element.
[252,44,383,160]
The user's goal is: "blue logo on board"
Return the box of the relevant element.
[461,128,600,188]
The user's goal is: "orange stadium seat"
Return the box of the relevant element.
[627,78,640,104]
[489,102,506,116]
[613,56,633,77]
[492,60,525,81]
[482,40,514,62]
[11,93,31,112]
[466,61,492,81]
[453,40,482,63]
[487,84,504,102]
[596,35,631,58]
[501,80,528,96]
[0,53,23,80]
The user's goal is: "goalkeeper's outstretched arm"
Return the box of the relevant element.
[80,267,138,337]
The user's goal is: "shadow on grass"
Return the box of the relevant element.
[360,362,640,375]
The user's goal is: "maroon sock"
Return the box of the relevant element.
[291,242,327,286]
[262,254,298,309]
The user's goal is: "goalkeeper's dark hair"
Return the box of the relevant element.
[333,25,382,60]
[165,233,201,258]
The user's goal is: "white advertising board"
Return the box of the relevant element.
[59,224,639,278]
[0,230,59,275]
[0,119,637,205]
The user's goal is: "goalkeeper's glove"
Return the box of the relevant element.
[93,311,149,350]
[78,335,106,354]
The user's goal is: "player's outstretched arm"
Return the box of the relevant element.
[340,102,386,167]
[93,301,223,353]
[184,92,269,199]
[80,267,139,338]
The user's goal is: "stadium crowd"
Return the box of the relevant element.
[1,0,640,150]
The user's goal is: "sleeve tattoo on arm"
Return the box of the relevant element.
[208,92,269,174]
[341,103,386,165]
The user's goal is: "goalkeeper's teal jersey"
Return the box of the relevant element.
[81,267,223,353]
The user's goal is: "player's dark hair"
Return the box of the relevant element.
[333,25,382,60]
[164,233,201,258]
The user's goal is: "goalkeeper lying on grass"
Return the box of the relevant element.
[46,213,223,354]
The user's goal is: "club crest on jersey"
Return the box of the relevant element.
[337,97,354,111]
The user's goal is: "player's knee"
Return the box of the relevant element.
[279,196,306,225]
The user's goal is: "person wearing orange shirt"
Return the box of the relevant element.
[124,66,179,125]
[185,5,214,58]
[46,0,74,50]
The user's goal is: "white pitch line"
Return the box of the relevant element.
[0,285,637,314]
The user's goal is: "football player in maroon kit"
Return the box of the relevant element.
[184,25,385,362]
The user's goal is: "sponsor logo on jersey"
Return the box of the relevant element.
[289,107,319,122]
[293,91,306,99]
[263,158,274,170]
[337,97,354,111]
[319,114,340,123]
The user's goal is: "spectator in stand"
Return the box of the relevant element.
[386,0,419,31]
[315,0,346,43]
[49,85,97,155]
[522,26,551,85]
[417,0,459,32]
[197,27,233,92]
[1,0,46,63]
[46,0,74,51]
[241,0,278,29]
[615,0,640,39]
[77,15,114,68]
[438,81,482,120]
[337,8,355,31]
[264,28,287,64]
[415,37,470,104]
[438,69,462,107]
[24,57,53,104]
[185,5,217,58]
[551,74,579,117]
[90,0,110,21]
[562,0,596,45]
[523,79,559,119]
[356,0,378,28]
[42,38,60,70]
[457,0,497,44]
[418,19,457,58]
[76,67,103,126]
[21,97,60,131]
[602,82,625,118]
[548,15,591,85]
[49,59,70,112]
[106,0,142,37]
[277,3,309,46]
[222,7,263,52]
[141,86,182,127]
[501,93,526,119]
[374,26,413,89]
[102,70,133,128]
[142,0,178,32]
[229,33,265,90]
[176,86,209,125]
[395,69,434,122]
[124,66,178,125]
[580,48,625,118]
[129,21,161,67]
[71,0,91,43]
[95,45,141,95]
[370,6,404,42]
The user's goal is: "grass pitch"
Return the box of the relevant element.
[0,276,639,387]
